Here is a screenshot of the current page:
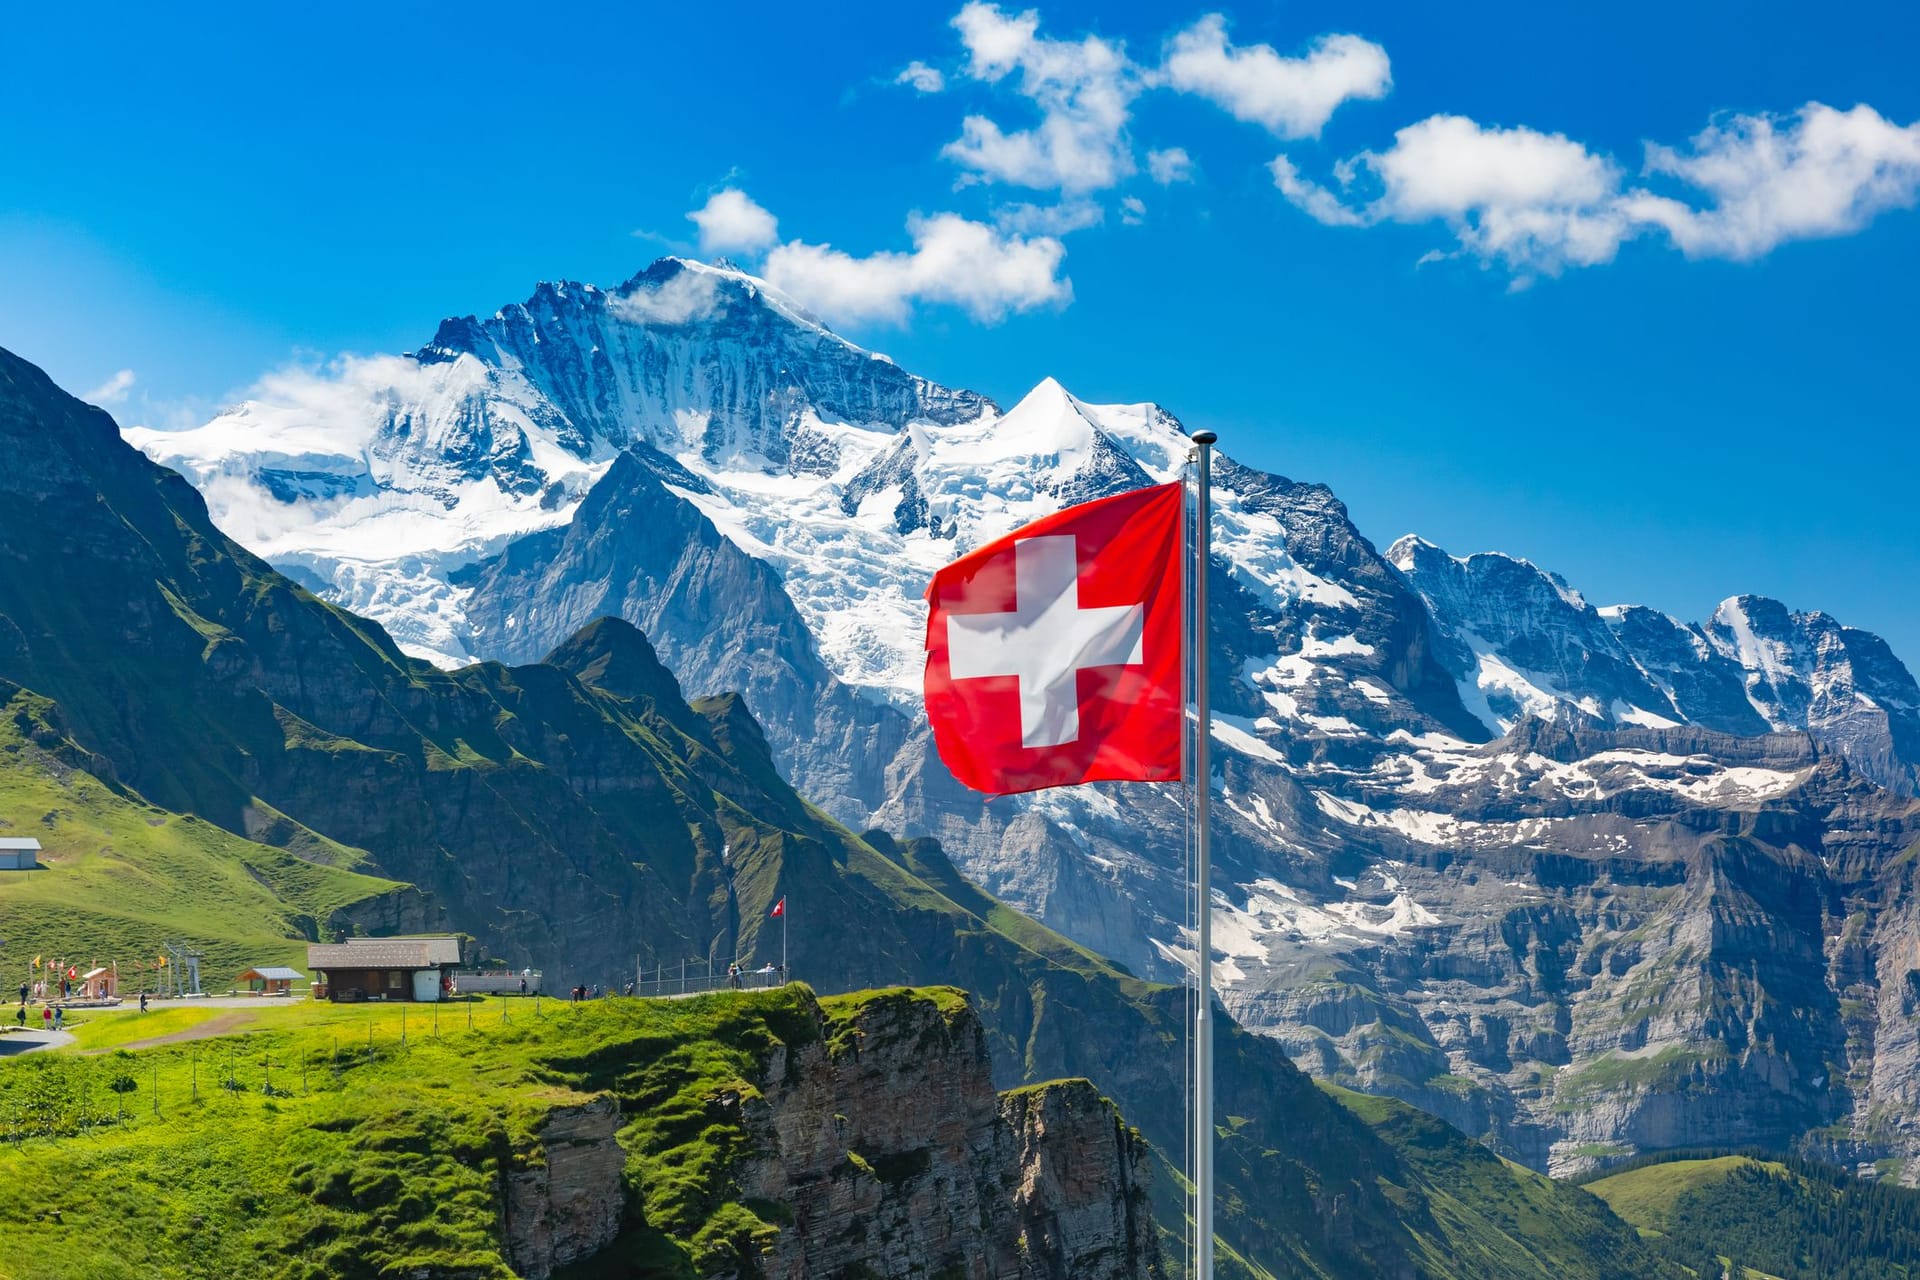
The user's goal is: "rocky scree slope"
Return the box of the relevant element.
[120,263,1920,1179]
[0,342,1679,1279]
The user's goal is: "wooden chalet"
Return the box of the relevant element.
[307,936,463,1003]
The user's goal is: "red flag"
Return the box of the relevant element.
[924,482,1185,796]
[770,897,786,918]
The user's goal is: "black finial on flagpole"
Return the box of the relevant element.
[1188,425,1216,1280]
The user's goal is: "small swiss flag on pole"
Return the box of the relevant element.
[769,897,786,918]
[923,482,1185,795]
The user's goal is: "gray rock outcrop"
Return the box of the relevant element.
[735,990,1162,1280]
[504,1096,626,1280]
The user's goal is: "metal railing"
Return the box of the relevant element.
[627,966,788,998]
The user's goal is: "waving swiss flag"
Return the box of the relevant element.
[924,482,1185,795]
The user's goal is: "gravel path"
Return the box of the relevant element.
[0,1028,77,1056]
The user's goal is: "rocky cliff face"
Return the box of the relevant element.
[506,1054,1156,1280]
[453,446,908,818]
[734,990,1161,1280]
[504,1096,626,1280]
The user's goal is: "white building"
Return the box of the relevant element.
[0,838,40,871]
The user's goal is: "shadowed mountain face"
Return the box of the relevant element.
[115,262,1920,1181]
[1,342,1687,1278]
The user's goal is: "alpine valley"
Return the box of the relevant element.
[121,256,1920,1191]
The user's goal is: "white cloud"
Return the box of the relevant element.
[1275,116,1635,279]
[1120,195,1146,225]
[83,368,136,405]
[1355,115,1620,218]
[687,189,780,255]
[1146,146,1194,184]
[993,199,1105,234]
[1632,103,1920,259]
[930,7,1393,193]
[1268,155,1366,227]
[763,211,1070,325]
[941,2,1139,192]
[896,60,947,93]
[612,268,728,326]
[1162,16,1390,139]
[1271,102,1920,281]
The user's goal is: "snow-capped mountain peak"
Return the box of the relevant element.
[124,257,996,663]
[123,259,1919,798]
[1390,541,1920,788]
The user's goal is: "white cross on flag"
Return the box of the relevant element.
[923,482,1185,795]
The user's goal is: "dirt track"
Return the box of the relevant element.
[84,1011,249,1054]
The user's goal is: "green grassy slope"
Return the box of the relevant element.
[1585,1153,1920,1278]
[0,690,406,984]
[1585,1155,1786,1233]
[1326,1087,1676,1280]
[0,988,830,1278]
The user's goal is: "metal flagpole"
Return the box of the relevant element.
[782,900,788,982]
[1191,429,1217,1280]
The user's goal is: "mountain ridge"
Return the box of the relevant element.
[110,260,1920,1182]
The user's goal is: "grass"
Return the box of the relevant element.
[1321,1084,1678,1280]
[0,985,872,1279]
[0,705,403,989]
[1584,1156,1789,1233]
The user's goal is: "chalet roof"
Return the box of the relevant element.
[80,968,110,980]
[0,838,42,850]
[307,937,462,971]
[242,967,304,982]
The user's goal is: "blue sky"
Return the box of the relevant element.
[3,1,1917,663]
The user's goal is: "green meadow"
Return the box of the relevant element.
[0,705,402,991]
[0,985,851,1280]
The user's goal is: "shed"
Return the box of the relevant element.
[239,966,303,996]
[307,936,463,1002]
[78,967,116,1000]
[0,838,41,871]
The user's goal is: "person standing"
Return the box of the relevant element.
[41,1006,51,1033]
[139,992,148,1013]
[16,982,26,1006]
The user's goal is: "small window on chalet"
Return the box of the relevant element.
[387,971,404,989]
